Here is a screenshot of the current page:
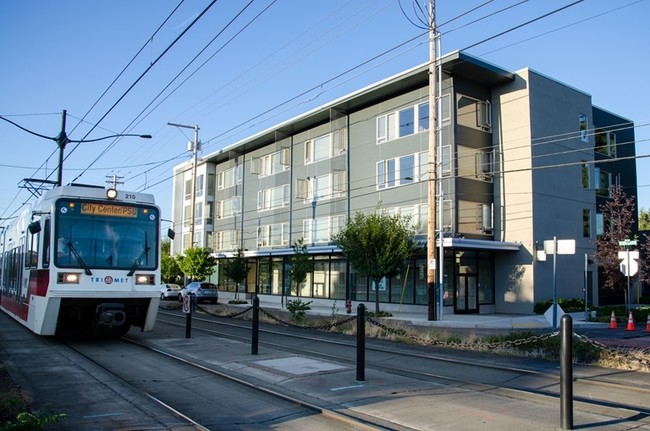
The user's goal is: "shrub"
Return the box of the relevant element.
[533,298,587,314]
[286,299,312,323]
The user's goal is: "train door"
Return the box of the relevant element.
[456,274,478,314]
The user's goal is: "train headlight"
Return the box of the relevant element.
[57,272,81,284]
[106,188,118,199]
[135,274,155,285]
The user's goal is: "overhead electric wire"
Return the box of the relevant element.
[74,0,264,185]
[65,0,220,182]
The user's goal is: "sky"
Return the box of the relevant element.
[1,0,649,232]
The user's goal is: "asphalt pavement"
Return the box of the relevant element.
[1,300,649,431]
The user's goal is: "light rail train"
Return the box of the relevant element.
[0,184,165,336]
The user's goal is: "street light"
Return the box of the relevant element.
[55,110,151,186]
[0,110,151,187]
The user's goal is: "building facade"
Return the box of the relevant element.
[170,51,637,316]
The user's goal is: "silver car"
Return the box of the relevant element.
[160,283,182,300]
[179,282,219,304]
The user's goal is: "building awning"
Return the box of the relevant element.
[413,236,521,252]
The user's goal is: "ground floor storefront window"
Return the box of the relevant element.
[214,249,495,313]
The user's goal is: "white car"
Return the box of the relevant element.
[160,283,182,300]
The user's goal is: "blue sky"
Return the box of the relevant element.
[1,0,649,228]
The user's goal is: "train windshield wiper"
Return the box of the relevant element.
[67,242,92,276]
[127,234,149,276]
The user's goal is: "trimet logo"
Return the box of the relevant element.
[104,276,114,284]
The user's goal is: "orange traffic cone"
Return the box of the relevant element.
[646,315,650,333]
[609,310,617,329]
[625,311,636,331]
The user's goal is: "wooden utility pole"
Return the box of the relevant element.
[168,122,200,249]
[427,0,438,321]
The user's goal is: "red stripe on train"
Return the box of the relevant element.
[29,269,50,297]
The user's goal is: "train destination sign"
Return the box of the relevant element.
[81,203,138,218]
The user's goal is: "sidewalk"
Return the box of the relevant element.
[230,293,606,330]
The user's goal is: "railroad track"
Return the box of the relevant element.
[155,309,650,426]
[64,335,403,431]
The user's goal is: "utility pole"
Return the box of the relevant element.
[55,110,70,186]
[427,0,438,321]
[168,122,200,249]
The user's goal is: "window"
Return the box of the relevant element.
[418,102,429,131]
[296,172,346,201]
[215,230,239,250]
[440,93,451,124]
[303,215,345,244]
[399,106,415,136]
[207,173,215,196]
[387,204,426,233]
[594,168,611,197]
[583,209,591,238]
[257,185,290,211]
[581,162,590,189]
[304,129,347,164]
[438,199,453,232]
[194,202,202,225]
[184,179,192,200]
[183,205,191,228]
[478,203,493,234]
[579,114,588,143]
[595,129,616,157]
[441,145,452,177]
[457,95,491,131]
[596,213,604,236]
[251,148,290,177]
[216,196,241,219]
[475,150,493,181]
[205,202,213,225]
[257,223,289,247]
[195,174,204,198]
[377,152,426,189]
[218,165,243,189]
[376,102,429,144]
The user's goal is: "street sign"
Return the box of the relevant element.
[618,239,637,247]
[182,295,191,314]
[543,239,575,255]
[618,251,639,260]
[620,258,638,276]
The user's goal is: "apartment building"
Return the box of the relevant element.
[170,51,637,316]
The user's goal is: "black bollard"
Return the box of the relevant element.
[185,308,191,338]
[185,294,193,339]
[560,314,573,430]
[252,296,259,355]
[356,303,366,381]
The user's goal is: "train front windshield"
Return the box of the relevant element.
[54,200,159,271]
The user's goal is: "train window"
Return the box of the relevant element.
[42,218,51,268]
[25,226,39,269]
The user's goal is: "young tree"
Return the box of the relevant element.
[177,247,217,282]
[639,207,650,231]
[594,185,638,304]
[160,240,183,283]
[288,239,314,300]
[333,207,416,314]
[221,248,248,300]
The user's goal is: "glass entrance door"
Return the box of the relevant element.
[456,274,478,313]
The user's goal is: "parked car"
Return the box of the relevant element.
[160,283,182,300]
[179,282,219,304]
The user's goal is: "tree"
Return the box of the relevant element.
[639,207,650,231]
[160,240,183,283]
[288,239,314,300]
[177,247,217,282]
[594,185,638,304]
[333,207,416,314]
[221,248,248,300]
